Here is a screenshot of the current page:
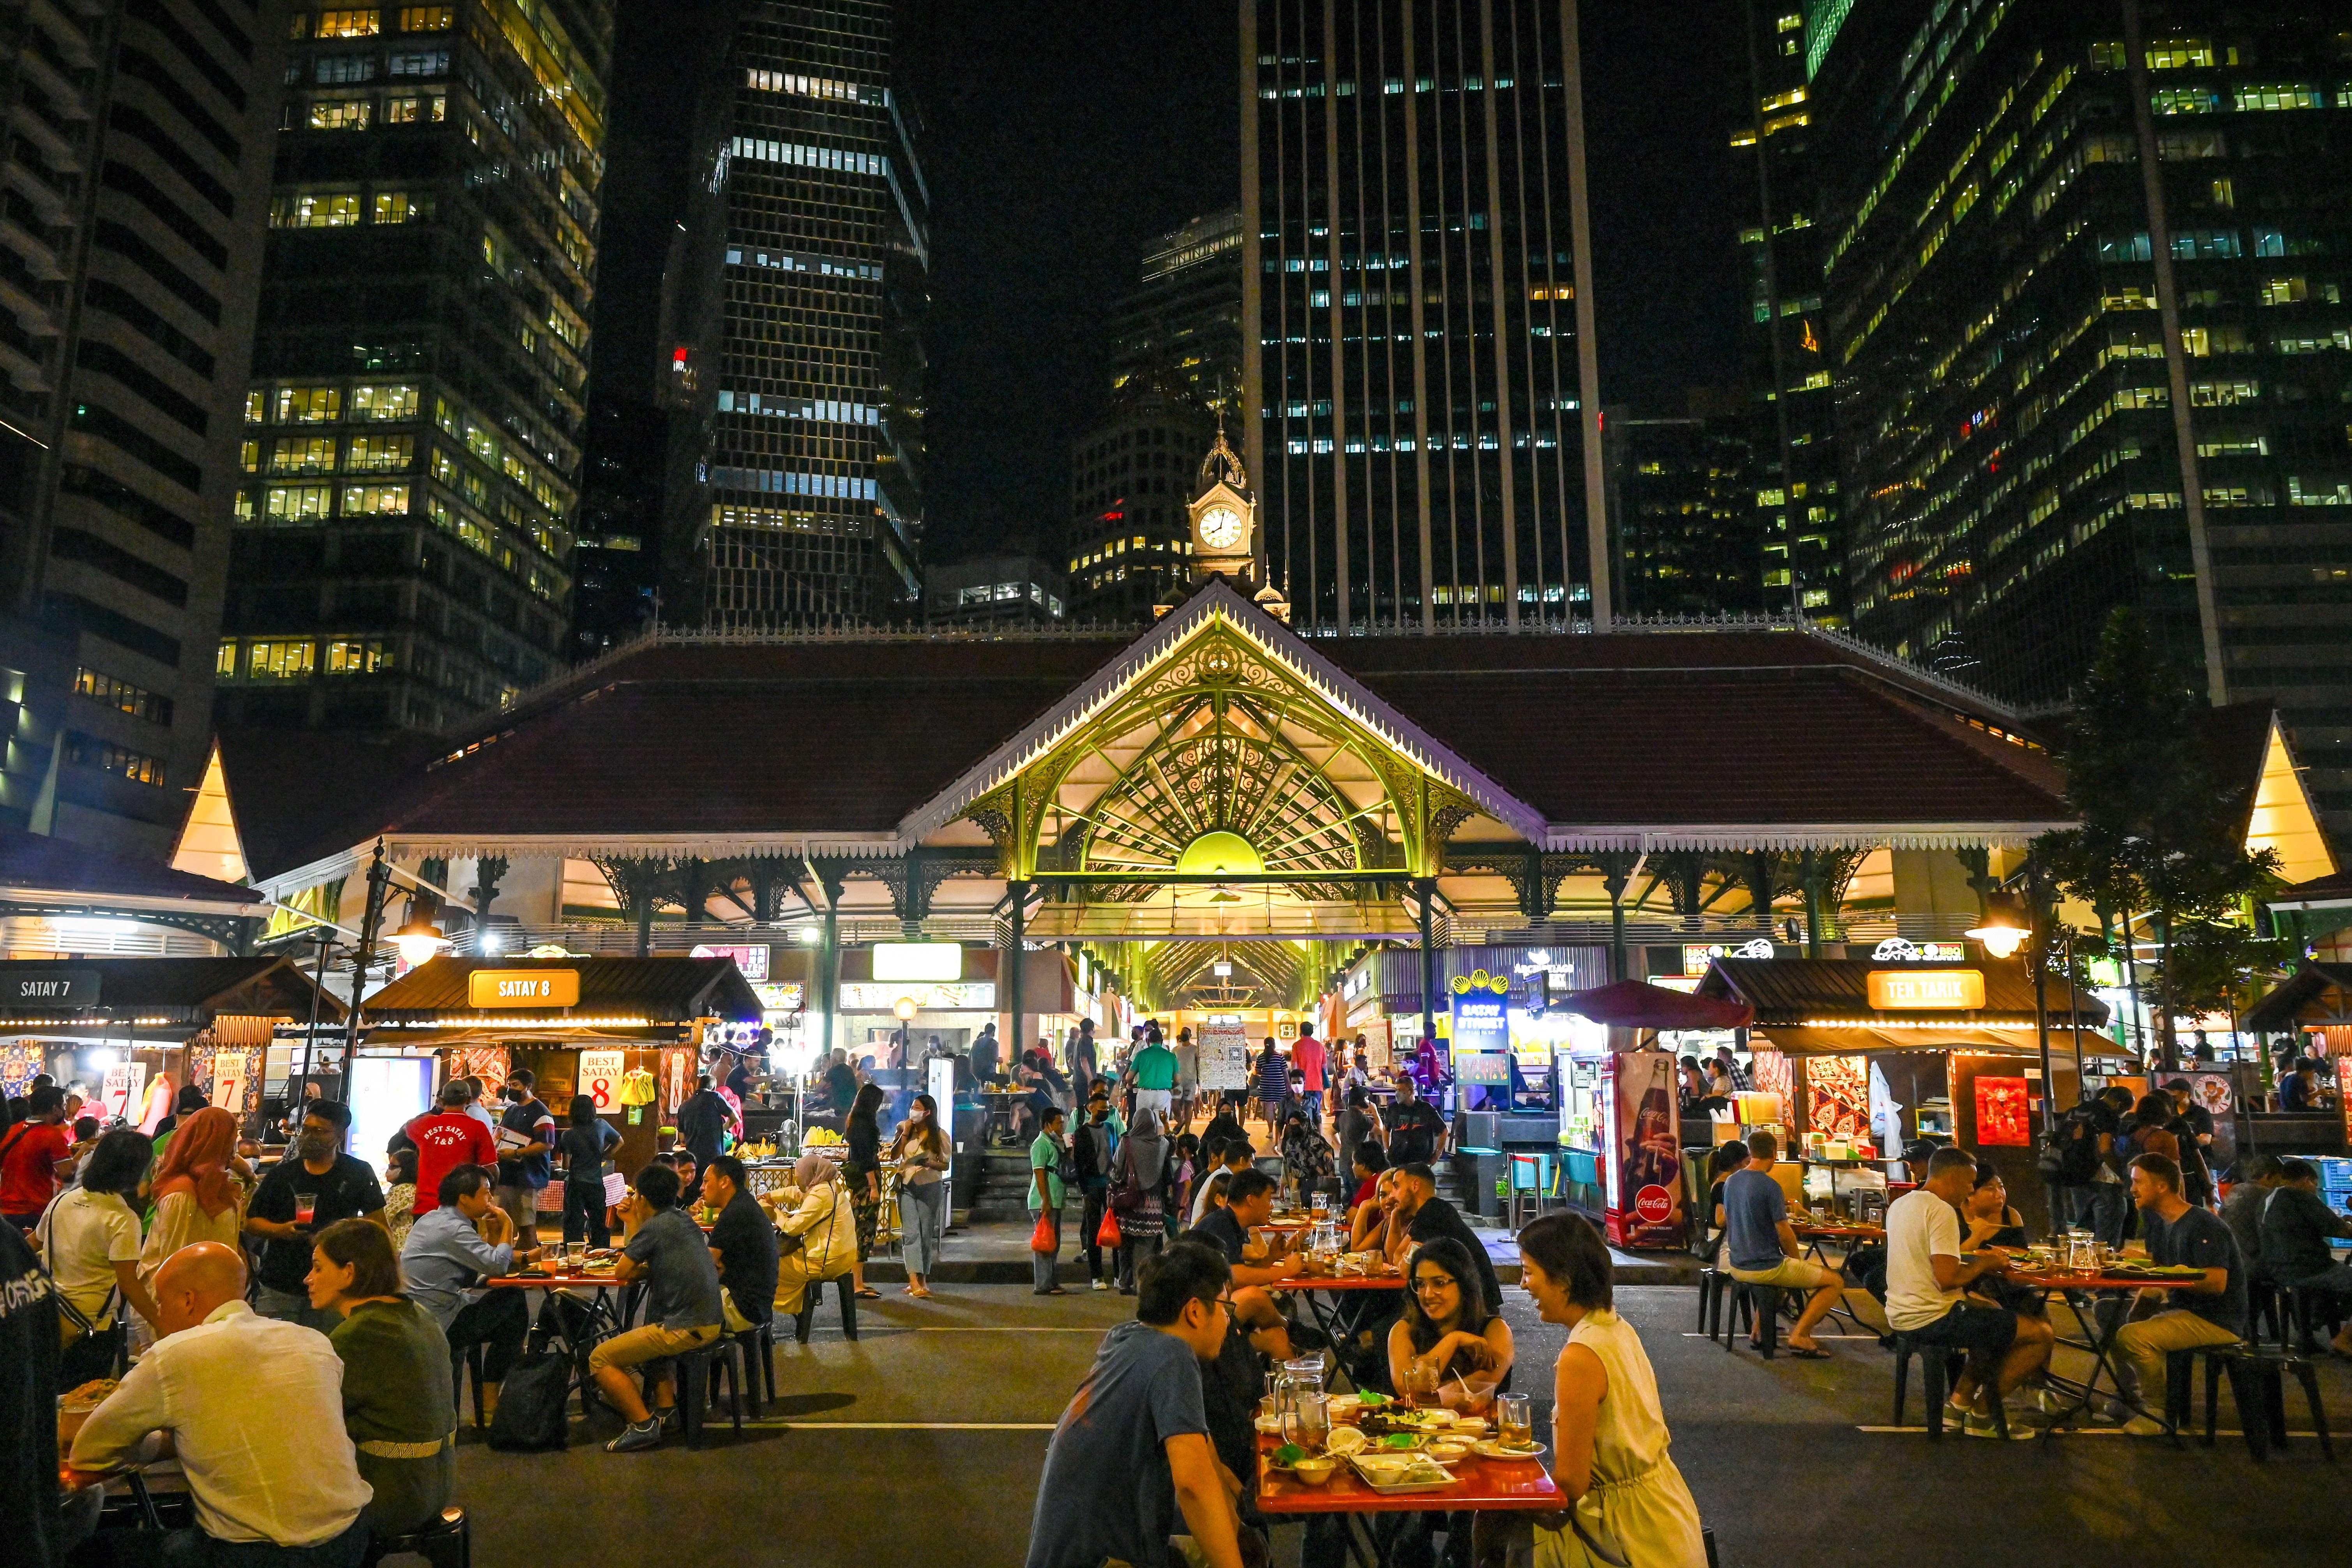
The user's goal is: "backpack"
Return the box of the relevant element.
[2036,1105,2101,1186]
[486,1350,570,1450]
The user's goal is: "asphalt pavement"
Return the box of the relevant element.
[453,1282,2351,1568]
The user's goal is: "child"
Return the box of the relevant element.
[383,1147,419,1250]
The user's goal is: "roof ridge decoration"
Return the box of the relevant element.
[895,580,1552,862]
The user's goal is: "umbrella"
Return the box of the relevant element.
[1558,979,1755,1031]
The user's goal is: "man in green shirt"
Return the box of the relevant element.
[1030,1106,1069,1296]
[1130,1035,1180,1125]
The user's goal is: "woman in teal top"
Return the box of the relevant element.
[310,1218,456,1536]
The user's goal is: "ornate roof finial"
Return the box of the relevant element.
[1197,429,1248,497]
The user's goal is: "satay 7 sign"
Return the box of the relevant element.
[578,1050,625,1111]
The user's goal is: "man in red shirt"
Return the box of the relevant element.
[0,1084,79,1231]
[1292,1033,1328,1129]
[402,1080,498,1218]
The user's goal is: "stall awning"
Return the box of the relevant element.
[362,956,764,1024]
[1752,1023,2112,1056]
[2241,964,2352,1032]
[0,957,345,1026]
[1696,956,2108,1028]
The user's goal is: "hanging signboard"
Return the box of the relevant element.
[1866,969,1986,1010]
[468,969,581,1008]
[1198,1020,1252,1090]
[208,1051,249,1112]
[1450,969,1512,1086]
[578,1049,626,1111]
[5,969,101,1006]
[101,1061,148,1121]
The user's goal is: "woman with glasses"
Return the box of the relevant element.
[1387,1237,1513,1413]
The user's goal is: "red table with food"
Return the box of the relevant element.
[1278,1260,1406,1367]
[486,1262,634,1406]
[1257,1396,1560,1568]
[2002,1261,2210,1433]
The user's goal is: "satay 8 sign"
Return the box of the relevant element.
[578,1050,625,1111]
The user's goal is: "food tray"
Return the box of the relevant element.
[1348,1455,1459,1495]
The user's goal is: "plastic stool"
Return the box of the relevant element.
[792,1273,860,1343]
[364,1505,471,1568]
[1891,1331,2006,1440]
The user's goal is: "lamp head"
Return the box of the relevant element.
[1967,890,2031,960]
[390,911,447,968]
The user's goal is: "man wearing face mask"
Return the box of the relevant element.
[244,1100,387,1332]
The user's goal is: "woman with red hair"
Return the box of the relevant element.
[138,1106,253,1297]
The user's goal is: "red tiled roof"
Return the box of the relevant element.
[226,620,2076,877]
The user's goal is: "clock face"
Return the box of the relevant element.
[1198,505,1244,550]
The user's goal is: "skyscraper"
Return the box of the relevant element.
[1066,379,1215,625]
[664,0,929,630]
[1111,208,1245,413]
[1245,0,1607,633]
[0,0,284,855]
[1602,401,1760,618]
[1727,0,1845,625]
[1817,0,2352,834]
[215,0,611,734]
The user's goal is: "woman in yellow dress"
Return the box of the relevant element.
[1504,1212,1708,1568]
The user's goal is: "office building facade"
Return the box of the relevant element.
[213,0,611,734]
[1728,0,1845,624]
[923,554,1065,627]
[664,0,928,630]
[1817,0,2352,832]
[1245,0,1606,633]
[1111,208,1245,413]
[1602,406,1760,618]
[1067,381,1216,625]
[0,0,285,855]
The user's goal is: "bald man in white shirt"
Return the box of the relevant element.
[71,1241,373,1568]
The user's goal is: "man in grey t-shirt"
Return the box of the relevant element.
[592,1162,724,1452]
[1026,1243,1247,1568]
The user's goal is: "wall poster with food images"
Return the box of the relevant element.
[1973,1075,2033,1147]
[1804,1054,1869,1140]
[1748,1047,1794,1127]
[2,1040,44,1098]
[447,1046,510,1089]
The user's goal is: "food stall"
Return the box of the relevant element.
[2240,964,2352,1158]
[0,957,344,1129]
[1696,954,2110,1234]
[355,955,765,1187]
[1547,980,1756,1250]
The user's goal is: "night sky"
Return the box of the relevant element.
[592,1,1747,567]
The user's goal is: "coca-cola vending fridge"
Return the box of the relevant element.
[1600,1048,1686,1249]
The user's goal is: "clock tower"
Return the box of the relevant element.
[1176,430,1289,620]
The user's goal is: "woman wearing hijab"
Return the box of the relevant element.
[138,1106,252,1294]
[1108,1107,1172,1295]
[765,1152,860,1313]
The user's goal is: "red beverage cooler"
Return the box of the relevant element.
[1599,1049,1686,1249]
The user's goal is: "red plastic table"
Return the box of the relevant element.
[1257,1431,1561,1567]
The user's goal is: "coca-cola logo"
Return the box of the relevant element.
[1633,1185,1675,1225]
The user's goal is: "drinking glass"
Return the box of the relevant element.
[1401,1361,1440,1409]
[1496,1392,1534,1451]
[567,1241,586,1269]
[294,1194,317,1227]
[1282,1391,1330,1454]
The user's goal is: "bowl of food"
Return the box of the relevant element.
[1427,1439,1473,1463]
[1288,1455,1340,1485]
[1324,1426,1369,1456]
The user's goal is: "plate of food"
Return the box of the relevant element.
[1472,1439,1549,1462]
[1349,1453,1459,1495]
[59,1379,119,1413]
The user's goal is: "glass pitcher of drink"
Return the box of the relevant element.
[1272,1355,1327,1424]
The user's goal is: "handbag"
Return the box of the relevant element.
[1095,1206,1123,1248]
[1029,1211,1057,1253]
